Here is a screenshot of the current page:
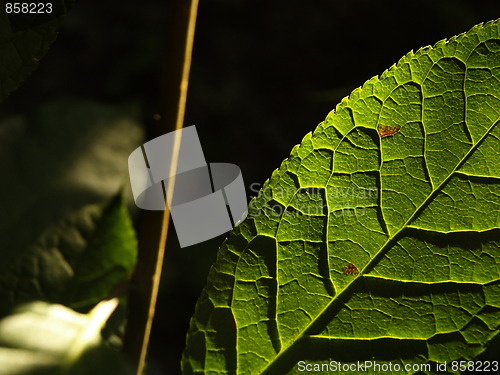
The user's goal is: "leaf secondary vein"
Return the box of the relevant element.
[257,113,498,375]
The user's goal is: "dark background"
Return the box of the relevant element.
[2,0,500,373]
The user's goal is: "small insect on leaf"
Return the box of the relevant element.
[343,263,359,275]
[377,124,401,137]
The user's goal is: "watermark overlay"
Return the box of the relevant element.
[246,183,379,219]
[128,126,247,247]
[297,360,499,373]
[128,127,381,245]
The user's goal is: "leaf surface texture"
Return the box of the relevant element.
[183,19,500,374]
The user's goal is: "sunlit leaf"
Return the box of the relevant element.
[0,300,133,375]
[182,19,500,374]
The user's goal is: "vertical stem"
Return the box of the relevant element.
[123,1,199,374]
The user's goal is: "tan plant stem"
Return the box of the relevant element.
[122,1,199,374]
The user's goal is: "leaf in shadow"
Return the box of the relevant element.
[0,0,77,102]
[0,99,142,315]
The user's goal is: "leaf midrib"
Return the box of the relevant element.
[257,117,498,374]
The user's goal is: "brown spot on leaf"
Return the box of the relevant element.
[343,262,359,275]
[377,124,401,137]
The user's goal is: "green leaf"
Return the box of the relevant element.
[182,19,500,373]
[0,99,143,266]
[0,99,142,315]
[0,300,133,375]
[0,1,77,102]
[63,193,138,309]
[0,192,138,315]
